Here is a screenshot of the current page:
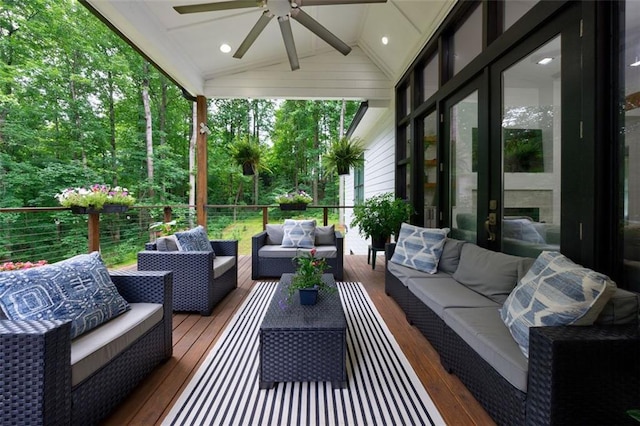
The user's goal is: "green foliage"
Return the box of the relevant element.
[351,192,414,239]
[324,136,365,175]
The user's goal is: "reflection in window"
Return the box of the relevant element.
[452,4,482,76]
[504,1,538,31]
[449,91,478,243]
[422,54,438,101]
[622,0,640,292]
[501,36,561,258]
[354,159,364,204]
[424,111,438,227]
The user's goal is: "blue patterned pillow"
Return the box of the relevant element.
[281,219,316,248]
[500,251,616,357]
[0,252,130,339]
[390,223,450,274]
[174,225,213,253]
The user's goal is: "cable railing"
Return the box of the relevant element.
[0,204,351,268]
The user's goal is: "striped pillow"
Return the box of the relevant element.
[500,251,616,357]
[390,223,450,274]
[281,219,316,248]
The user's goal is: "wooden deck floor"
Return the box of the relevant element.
[103,255,495,425]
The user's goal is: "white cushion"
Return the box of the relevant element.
[500,251,617,357]
[71,302,163,386]
[389,223,450,274]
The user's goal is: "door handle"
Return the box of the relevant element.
[485,213,496,241]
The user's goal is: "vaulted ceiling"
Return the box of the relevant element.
[82,0,455,102]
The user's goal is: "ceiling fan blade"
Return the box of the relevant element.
[296,0,387,6]
[278,16,300,71]
[233,11,274,59]
[290,8,351,56]
[174,1,261,14]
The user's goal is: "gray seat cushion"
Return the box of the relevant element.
[596,287,640,325]
[407,277,499,317]
[71,302,163,386]
[213,256,236,278]
[442,306,529,392]
[266,224,284,245]
[315,225,335,245]
[258,245,337,259]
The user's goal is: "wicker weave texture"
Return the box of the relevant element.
[259,275,347,388]
[0,271,173,425]
[252,231,344,280]
[138,240,238,315]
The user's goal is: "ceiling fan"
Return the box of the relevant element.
[174,0,388,71]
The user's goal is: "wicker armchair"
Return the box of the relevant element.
[0,270,173,425]
[138,240,238,315]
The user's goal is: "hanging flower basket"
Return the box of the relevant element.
[70,204,129,214]
[279,203,308,211]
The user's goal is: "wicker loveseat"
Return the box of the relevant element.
[252,222,343,280]
[385,237,640,425]
[138,238,238,315]
[0,269,173,425]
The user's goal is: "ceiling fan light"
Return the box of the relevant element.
[220,43,232,53]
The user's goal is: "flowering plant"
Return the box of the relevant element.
[55,184,136,209]
[287,248,332,299]
[0,260,48,272]
[275,190,312,205]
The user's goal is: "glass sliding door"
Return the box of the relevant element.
[449,90,479,242]
[622,0,640,291]
[500,36,562,257]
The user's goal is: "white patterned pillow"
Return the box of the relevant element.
[500,251,617,357]
[0,252,130,339]
[174,225,213,253]
[390,223,450,274]
[281,219,316,248]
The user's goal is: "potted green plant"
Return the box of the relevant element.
[55,184,135,214]
[324,136,365,175]
[230,137,263,176]
[287,248,333,305]
[350,192,413,247]
[275,190,313,210]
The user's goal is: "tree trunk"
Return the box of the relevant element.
[108,70,117,186]
[142,61,154,198]
[339,99,346,223]
[189,102,197,227]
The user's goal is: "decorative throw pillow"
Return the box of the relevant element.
[500,251,617,357]
[281,219,316,248]
[0,252,130,339]
[503,218,545,244]
[174,225,213,253]
[315,225,335,245]
[389,223,450,274]
[156,235,179,251]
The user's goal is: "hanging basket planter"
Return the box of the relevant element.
[70,204,129,214]
[279,203,308,211]
[242,162,255,176]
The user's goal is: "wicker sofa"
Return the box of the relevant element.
[0,269,173,425]
[385,239,640,425]
[252,223,343,280]
[138,239,238,315]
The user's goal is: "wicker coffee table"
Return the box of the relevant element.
[259,273,347,389]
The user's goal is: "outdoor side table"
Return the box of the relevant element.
[259,273,347,389]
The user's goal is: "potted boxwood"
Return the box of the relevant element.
[324,136,365,175]
[230,137,263,176]
[350,192,413,247]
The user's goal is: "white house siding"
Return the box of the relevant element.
[343,108,396,255]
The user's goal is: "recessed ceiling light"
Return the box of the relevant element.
[381,36,389,45]
[220,43,232,54]
[631,59,640,67]
[537,57,553,65]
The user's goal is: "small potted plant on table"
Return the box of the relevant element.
[288,248,332,305]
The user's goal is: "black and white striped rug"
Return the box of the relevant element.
[163,281,445,426]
